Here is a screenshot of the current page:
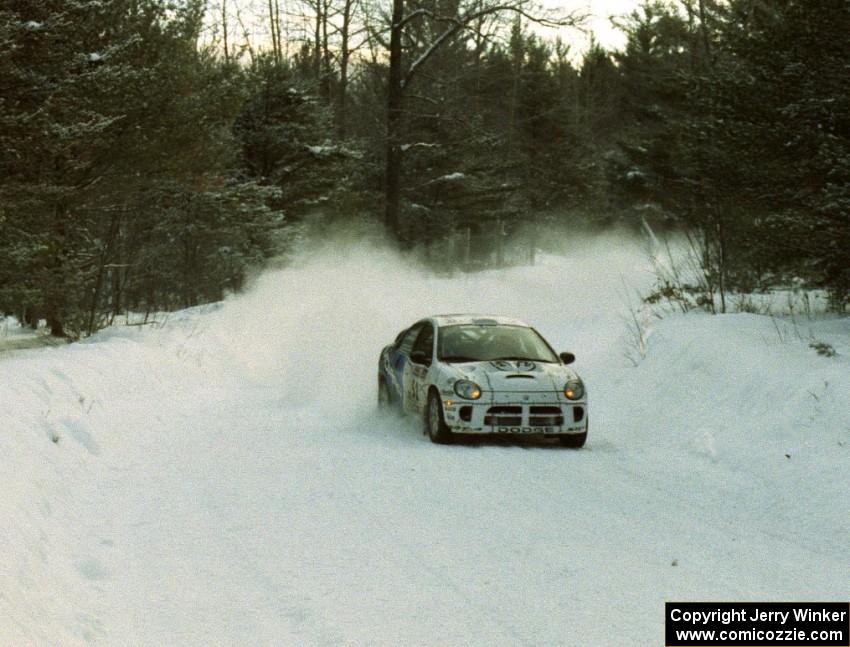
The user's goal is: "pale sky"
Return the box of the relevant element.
[586,0,642,49]
[217,0,642,60]
[540,0,642,53]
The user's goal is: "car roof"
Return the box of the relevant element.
[429,314,531,328]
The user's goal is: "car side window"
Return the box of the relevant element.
[394,328,408,346]
[397,323,422,356]
[411,323,434,363]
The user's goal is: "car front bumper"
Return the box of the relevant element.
[442,398,587,435]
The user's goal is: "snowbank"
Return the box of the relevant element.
[1,237,847,645]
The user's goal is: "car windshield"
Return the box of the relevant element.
[437,324,558,363]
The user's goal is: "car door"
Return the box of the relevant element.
[403,322,434,414]
[388,323,423,403]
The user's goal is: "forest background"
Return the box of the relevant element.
[1,0,847,337]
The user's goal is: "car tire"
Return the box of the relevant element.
[377,377,392,411]
[559,432,586,448]
[426,390,453,444]
[559,418,588,448]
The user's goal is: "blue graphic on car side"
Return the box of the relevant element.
[392,351,406,402]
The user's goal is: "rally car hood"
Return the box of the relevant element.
[445,359,577,392]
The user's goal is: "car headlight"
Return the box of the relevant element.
[564,379,584,400]
[454,379,482,400]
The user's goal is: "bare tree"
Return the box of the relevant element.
[234,3,257,63]
[336,0,356,135]
[382,0,585,240]
[221,0,230,61]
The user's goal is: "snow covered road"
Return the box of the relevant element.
[2,238,848,646]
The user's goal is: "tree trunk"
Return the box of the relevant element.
[337,0,353,137]
[697,0,712,61]
[221,0,229,62]
[274,0,282,58]
[313,1,322,82]
[384,0,404,240]
[87,213,120,335]
[47,201,68,338]
[716,209,727,314]
[111,216,124,322]
[267,0,279,61]
[47,316,65,338]
[321,0,331,101]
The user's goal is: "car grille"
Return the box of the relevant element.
[484,405,522,426]
[484,405,566,427]
[529,406,564,426]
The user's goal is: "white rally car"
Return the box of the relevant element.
[377,315,588,446]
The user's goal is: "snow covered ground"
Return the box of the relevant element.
[2,236,848,646]
[0,317,68,354]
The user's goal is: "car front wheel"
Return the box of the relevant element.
[426,390,452,444]
[559,418,588,448]
[559,432,586,448]
[377,378,391,411]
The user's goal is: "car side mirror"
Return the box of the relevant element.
[410,350,430,365]
[559,352,575,365]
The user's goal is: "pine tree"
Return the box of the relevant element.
[0,1,285,334]
[0,0,130,334]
